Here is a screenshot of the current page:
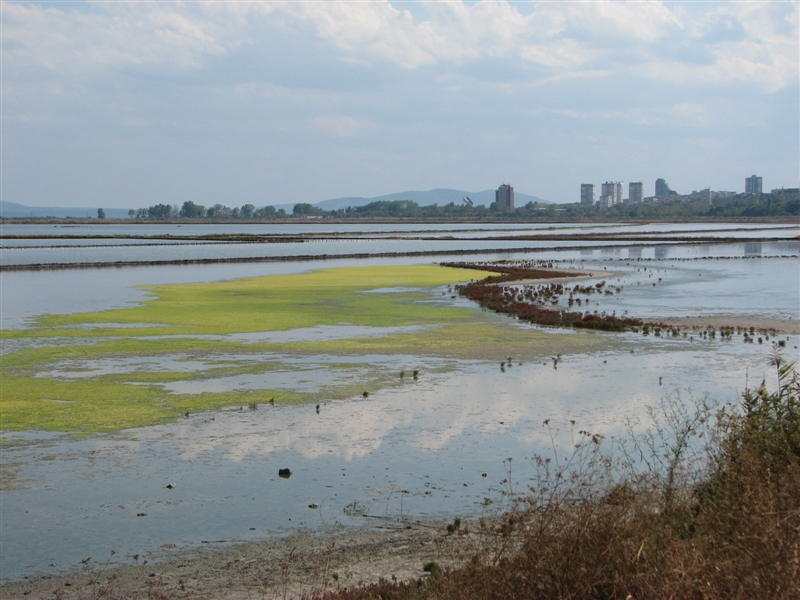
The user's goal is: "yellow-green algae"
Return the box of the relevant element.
[25,266,490,336]
[1,264,607,435]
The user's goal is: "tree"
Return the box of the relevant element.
[97,208,106,219]
[180,201,205,218]
[207,203,231,218]
[147,204,173,219]
[293,203,326,216]
[240,204,255,218]
[254,206,277,219]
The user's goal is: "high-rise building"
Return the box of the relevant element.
[628,182,643,204]
[495,184,515,210]
[580,184,596,206]
[655,178,671,198]
[601,181,622,206]
[745,175,762,194]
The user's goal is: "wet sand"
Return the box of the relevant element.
[0,520,479,599]
[652,316,800,335]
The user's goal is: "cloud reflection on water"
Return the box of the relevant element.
[134,339,777,466]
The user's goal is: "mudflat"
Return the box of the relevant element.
[0,519,479,599]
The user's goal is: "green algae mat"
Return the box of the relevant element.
[1,265,606,435]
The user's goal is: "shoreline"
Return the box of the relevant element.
[493,270,799,336]
[651,315,800,336]
[0,519,479,599]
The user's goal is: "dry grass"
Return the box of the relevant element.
[312,349,800,600]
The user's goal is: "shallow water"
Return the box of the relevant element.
[0,238,635,267]
[2,335,793,581]
[1,224,799,583]
[1,221,795,239]
[2,222,796,266]
[2,242,797,331]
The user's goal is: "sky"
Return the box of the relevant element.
[2,0,798,208]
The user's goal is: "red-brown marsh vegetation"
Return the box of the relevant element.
[441,260,644,332]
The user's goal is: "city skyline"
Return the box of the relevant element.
[2,1,798,209]
[577,174,785,205]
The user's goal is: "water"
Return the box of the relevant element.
[1,222,796,266]
[0,238,633,267]
[2,339,791,580]
[2,242,797,331]
[1,221,799,582]
[1,221,794,239]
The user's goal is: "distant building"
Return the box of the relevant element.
[600,181,622,206]
[580,184,596,206]
[745,175,762,194]
[496,184,515,210]
[655,178,671,198]
[687,188,712,204]
[628,182,643,204]
[771,187,800,200]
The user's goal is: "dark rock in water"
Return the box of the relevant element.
[166,483,176,489]
[278,468,292,479]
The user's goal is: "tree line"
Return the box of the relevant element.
[126,194,799,221]
[128,201,288,220]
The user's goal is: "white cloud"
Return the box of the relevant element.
[310,115,364,137]
[3,1,797,89]
[2,1,797,207]
[669,103,711,126]
[3,3,226,74]
[520,39,592,69]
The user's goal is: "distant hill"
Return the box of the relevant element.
[0,201,131,219]
[313,189,552,211]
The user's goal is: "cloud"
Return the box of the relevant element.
[3,3,226,74]
[335,1,795,91]
[2,1,797,206]
[310,115,364,137]
[4,1,796,89]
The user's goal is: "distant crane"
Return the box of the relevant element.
[462,196,474,206]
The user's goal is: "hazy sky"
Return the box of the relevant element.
[3,1,798,208]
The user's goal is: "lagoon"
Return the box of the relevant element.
[1,221,798,583]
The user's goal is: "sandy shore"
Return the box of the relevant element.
[0,520,483,599]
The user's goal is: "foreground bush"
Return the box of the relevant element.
[313,352,800,599]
